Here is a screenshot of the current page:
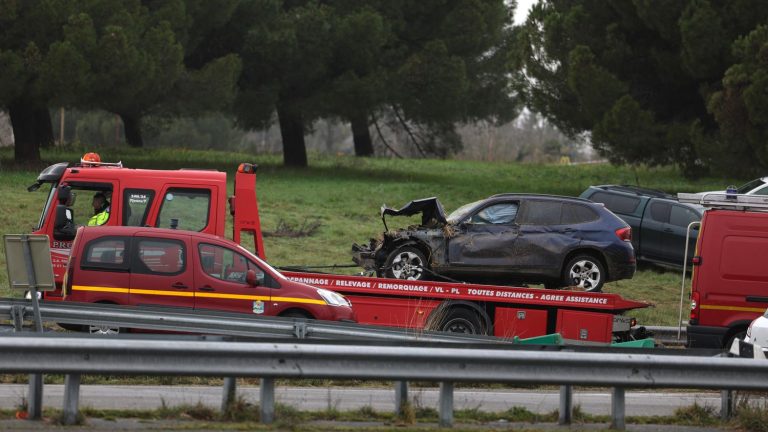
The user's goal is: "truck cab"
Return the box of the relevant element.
[28,153,263,296]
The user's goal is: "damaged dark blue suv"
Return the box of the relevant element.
[352,194,636,292]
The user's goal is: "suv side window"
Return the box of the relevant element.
[133,238,185,275]
[670,205,700,227]
[83,236,129,270]
[198,243,275,287]
[590,191,640,214]
[124,189,154,227]
[518,201,562,225]
[649,201,672,223]
[561,203,599,224]
[469,202,518,225]
[156,188,211,232]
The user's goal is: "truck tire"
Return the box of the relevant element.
[563,254,605,292]
[384,246,428,281]
[438,308,485,334]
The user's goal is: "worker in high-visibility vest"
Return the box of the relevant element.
[88,192,110,226]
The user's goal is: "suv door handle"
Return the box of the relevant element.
[663,228,673,233]
[198,286,215,292]
[171,283,188,289]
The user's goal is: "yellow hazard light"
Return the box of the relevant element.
[81,152,101,164]
[237,163,257,174]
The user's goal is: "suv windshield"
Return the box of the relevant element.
[447,200,483,224]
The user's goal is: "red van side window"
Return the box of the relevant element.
[83,237,128,267]
[136,239,185,275]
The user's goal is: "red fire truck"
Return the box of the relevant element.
[29,153,648,343]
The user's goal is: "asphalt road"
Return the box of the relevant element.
[0,384,745,417]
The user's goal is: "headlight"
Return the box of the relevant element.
[316,288,351,307]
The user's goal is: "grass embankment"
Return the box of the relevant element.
[0,146,742,326]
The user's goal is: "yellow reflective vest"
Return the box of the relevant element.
[87,210,109,226]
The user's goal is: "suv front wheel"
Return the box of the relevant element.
[383,246,428,281]
[563,255,605,292]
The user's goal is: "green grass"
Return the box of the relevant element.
[0,146,745,327]
[0,400,745,431]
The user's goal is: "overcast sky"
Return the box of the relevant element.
[514,0,535,24]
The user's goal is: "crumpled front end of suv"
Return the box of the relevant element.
[352,197,449,275]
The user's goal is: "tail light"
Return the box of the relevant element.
[690,291,700,323]
[615,226,632,242]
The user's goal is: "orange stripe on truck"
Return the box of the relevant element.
[701,304,765,313]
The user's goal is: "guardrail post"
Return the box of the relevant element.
[11,305,24,331]
[260,377,275,424]
[558,385,572,425]
[221,377,236,413]
[62,374,81,425]
[611,387,626,430]
[27,374,43,420]
[439,381,453,428]
[395,381,409,416]
[721,390,733,420]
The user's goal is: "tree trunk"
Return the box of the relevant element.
[35,107,54,149]
[350,112,373,157]
[276,103,308,167]
[8,99,42,163]
[120,113,144,148]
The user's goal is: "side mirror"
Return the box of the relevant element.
[53,205,75,241]
[246,269,264,287]
[57,185,72,205]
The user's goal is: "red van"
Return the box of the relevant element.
[61,226,355,332]
[681,193,768,348]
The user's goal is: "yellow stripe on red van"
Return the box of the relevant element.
[72,285,129,294]
[71,285,326,305]
[701,304,765,313]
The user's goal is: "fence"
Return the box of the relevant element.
[0,333,760,429]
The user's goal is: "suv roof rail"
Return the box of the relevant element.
[600,185,674,199]
[678,192,768,212]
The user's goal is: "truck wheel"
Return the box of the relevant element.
[384,246,428,280]
[439,308,485,334]
[563,255,605,292]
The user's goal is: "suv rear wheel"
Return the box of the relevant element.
[563,255,605,292]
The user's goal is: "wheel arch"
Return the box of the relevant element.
[377,238,434,266]
[425,300,492,335]
[723,320,752,348]
[279,308,315,320]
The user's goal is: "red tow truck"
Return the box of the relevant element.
[29,153,648,343]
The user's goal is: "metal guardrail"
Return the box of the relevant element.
[0,334,759,429]
[0,298,512,345]
[0,335,752,386]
